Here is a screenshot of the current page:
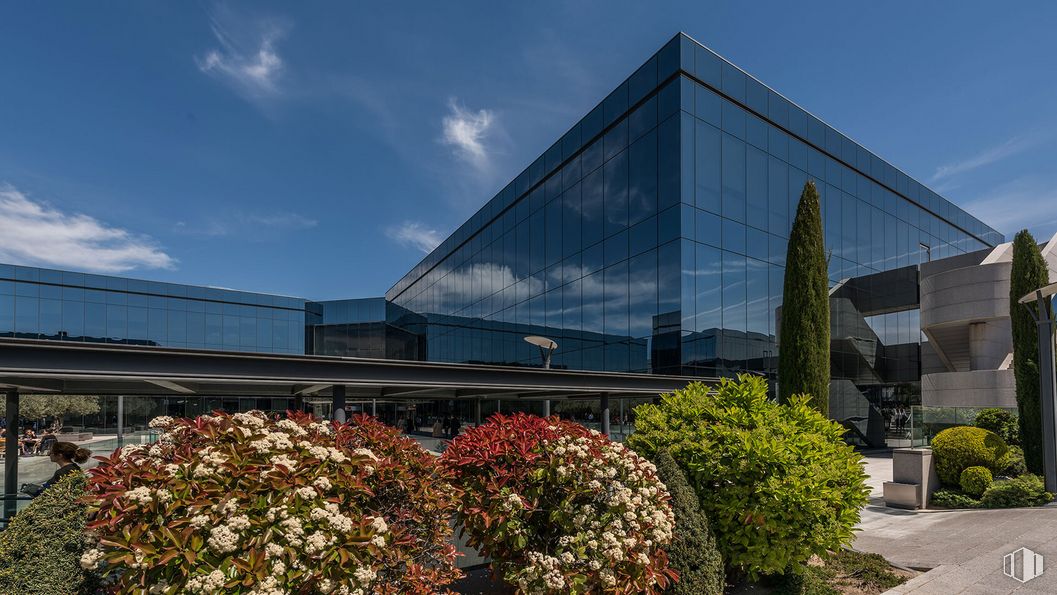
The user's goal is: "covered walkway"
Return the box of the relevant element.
[0,338,711,519]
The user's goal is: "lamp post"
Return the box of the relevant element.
[524,335,558,417]
[1019,282,1057,492]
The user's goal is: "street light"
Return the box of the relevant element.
[1019,282,1057,492]
[525,335,558,417]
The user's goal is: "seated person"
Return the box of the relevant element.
[35,429,57,455]
[21,429,38,455]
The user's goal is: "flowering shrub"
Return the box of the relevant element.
[441,413,676,594]
[83,411,461,594]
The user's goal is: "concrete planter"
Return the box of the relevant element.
[883,448,940,509]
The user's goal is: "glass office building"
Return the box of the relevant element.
[0,263,306,354]
[0,34,1005,447]
[385,33,1003,445]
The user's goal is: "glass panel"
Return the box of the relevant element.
[721,134,746,223]
[694,121,721,214]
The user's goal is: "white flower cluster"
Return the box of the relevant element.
[506,433,674,593]
[125,486,154,506]
[192,446,228,478]
[276,418,308,437]
[148,415,174,429]
[520,551,567,591]
[233,411,267,428]
[80,547,106,570]
[185,569,226,594]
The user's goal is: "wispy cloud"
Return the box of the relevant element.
[386,221,445,254]
[962,176,1057,239]
[441,98,496,171]
[174,211,317,238]
[930,135,1039,183]
[0,184,175,273]
[196,8,288,103]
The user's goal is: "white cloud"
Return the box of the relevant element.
[0,185,175,273]
[196,10,287,102]
[930,135,1039,183]
[386,221,445,254]
[441,98,495,170]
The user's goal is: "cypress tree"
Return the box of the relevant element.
[653,449,725,595]
[1009,229,1051,475]
[779,180,830,414]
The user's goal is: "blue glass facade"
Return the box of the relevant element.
[0,264,306,354]
[0,33,1007,447]
[383,33,1003,445]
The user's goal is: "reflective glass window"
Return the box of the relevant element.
[15,296,38,335]
[40,298,61,337]
[62,300,84,338]
[127,307,147,341]
[603,149,629,237]
[695,209,721,248]
[628,130,658,225]
[105,304,126,340]
[0,295,14,335]
[722,219,747,255]
[746,146,768,227]
[657,115,680,211]
[721,134,746,223]
[694,121,721,213]
[581,169,603,247]
[695,84,721,127]
[694,244,722,333]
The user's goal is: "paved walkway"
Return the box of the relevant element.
[854,453,1057,594]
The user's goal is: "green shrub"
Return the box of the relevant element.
[0,472,97,594]
[980,474,1054,508]
[653,449,725,595]
[973,408,1019,445]
[959,466,993,497]
[928,489,980,509]
[998,445,1028,477]
[772,565,838,595]
[931,426,1008,486]
[627,375,869,578]
[771,550,905,595]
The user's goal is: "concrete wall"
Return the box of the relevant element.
[921,369,1016,408]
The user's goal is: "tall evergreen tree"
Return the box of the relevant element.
[1009,229,1051,475]
[652,449,725,594]
[779,180,830,414]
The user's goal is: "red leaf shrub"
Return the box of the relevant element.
[441,413,676,594]
[83,411,461,594]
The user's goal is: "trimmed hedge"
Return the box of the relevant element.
[973,408,1019,445]
[981,474,1053,508]
[959,466,992,498]
[998,446,1028,477]
[929,489,980,509]
[0,472,96,594]
[931,426,1008,486]
[653,449,725,595]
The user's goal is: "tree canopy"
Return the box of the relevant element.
[0,395,100,421]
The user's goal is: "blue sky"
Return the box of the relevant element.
[1,2,1054,300]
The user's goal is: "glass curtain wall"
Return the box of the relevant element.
[0,265,306,354]
[384,34,1002,448]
